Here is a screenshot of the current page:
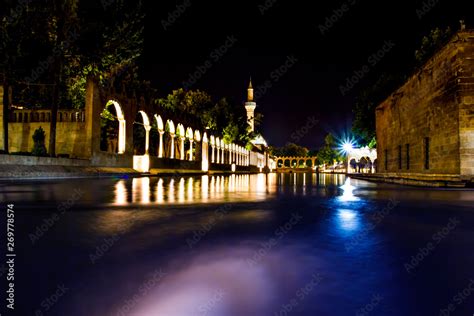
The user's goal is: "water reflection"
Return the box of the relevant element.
[338,178,359,202]
[114,180,127,205]
[112,173,360,205]
[113,174,282,205]
[336,208,360,232]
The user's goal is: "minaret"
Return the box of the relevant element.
[244,78,256,132]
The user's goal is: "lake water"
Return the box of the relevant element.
[1,173,474,316]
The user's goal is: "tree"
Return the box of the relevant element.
[317,133,342,165]
[32,127,47,156]
[0,0,31,153]
[156,91,253,147]
[415,27,453,67]
[270,143,309,157]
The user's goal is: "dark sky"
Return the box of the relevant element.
[141,0,471,149]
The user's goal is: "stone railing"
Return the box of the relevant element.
[10,109,85,123]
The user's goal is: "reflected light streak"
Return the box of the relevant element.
[178,178,185,203]
[187,177,193,202]
[114,180,127,205]
[202,175,209,201]
[337,209,359,231]
[156,178,164,203]
[168,179,175,203]
[339,178,359,202]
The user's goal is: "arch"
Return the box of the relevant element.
[298,159,305,168]
[100,100,126,154]
[349,158,357,172]
[291,159,297,168]
[165,119,176,159]
[194,130,201,142]
[284,159,290,167]
[133,111,151,155]
[165,119,175,134]
[137,111,150,126]
[176,123,185,137]
[186,127,194,139]
[176,123,186,160]
[277,159,283,168]
[306,159,313,167]
[155,115,164,132]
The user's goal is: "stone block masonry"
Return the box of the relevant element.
[376,30,474,183]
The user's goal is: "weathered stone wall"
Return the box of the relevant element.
[458,33,474,178]
[376,30,474,179]
[7,122,89,158]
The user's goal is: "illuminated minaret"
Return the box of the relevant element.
[244,78,256,132]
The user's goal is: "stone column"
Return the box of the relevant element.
[170,134,175,159]
[144,125,151,155]
[158,131,164,158]
[189,139,194,161]
[180,137,185,160]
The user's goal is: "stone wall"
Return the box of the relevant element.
[376,30,474,180]
[6,122,89,158]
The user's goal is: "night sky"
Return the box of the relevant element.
[142,0,471,148]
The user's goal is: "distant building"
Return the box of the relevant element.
[244,78,256,132]
[376,29,474,184]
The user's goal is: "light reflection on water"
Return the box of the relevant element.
[112,173,350,206]
[116,174,276,205]
[3,173,474,316]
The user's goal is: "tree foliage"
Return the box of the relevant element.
[270,143,309,157]
[31,127,47,156]
[156,90,255,147]
[317,133,343,165]
[415,27,453,66]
